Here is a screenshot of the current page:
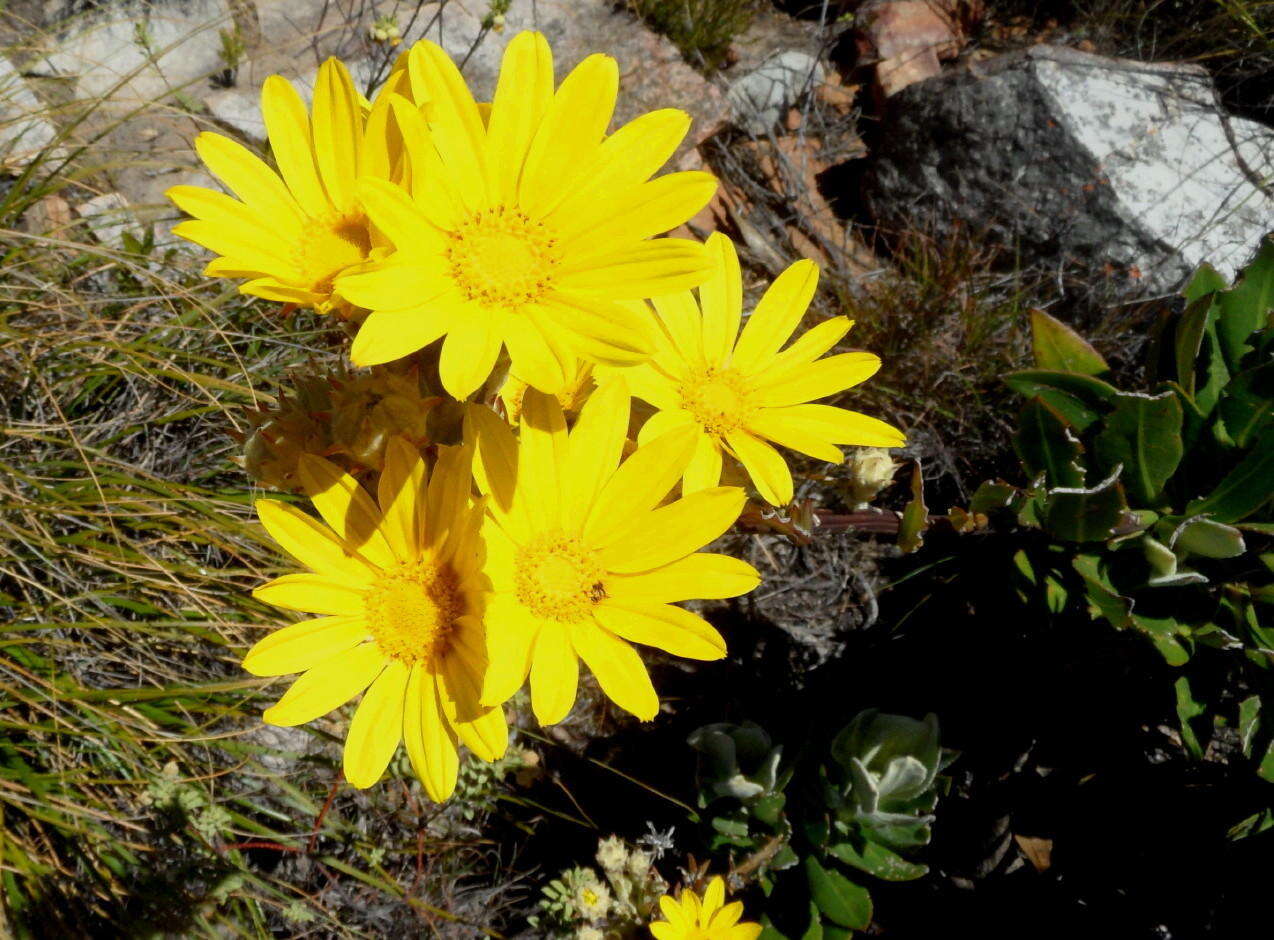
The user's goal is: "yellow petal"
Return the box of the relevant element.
[252,573,366,615]
[559,172,717,250]
[465,403,519,516]
[684,429,724,494]
[241,279,317,303]
[479,594,539,707]
[563,376,630,528]
[170,220,295,275]
[424,443,475,552]
[624,360,683,411]
[349,302,461,367]
[405,41,488,209]
[258,77,329,211]
[517,388,569,531]
[242,615,370,676]
[377,437,427,560]
[635,407,695,447]
[731,259,819,375]
[545,108,692,228]
[746,409,844,463]
[529,621,578,725]
[166,184,301,247]
[262,642,383,726]
[311,58,362,209]
[700,232,743,367]
[439,635,509,761]
[726,430,793,506]
[191,131,303,224]
[558,238,713,298]
[439,313,503,400]
[503,314,568,395]
[403,665,459,802]
[337,259,451,311]
[754,403,906,448]
[604,553,759,602]
[297,454,397,568]
[594,601,726,661]
[359,84,398,183]
[540,293,654,365]
[570,620,659,720]
[343,659,408,788]
[354,177,440,256]
[519,53,618,217]
[387,94,464,231]
[756,352,882,407]
[598,486,746,573]
[582,424,698,549]
[757,315,854,381]
[703,877,726,916]
[485,31,554,204]
[650,290,706,371]
[255,498,377,584]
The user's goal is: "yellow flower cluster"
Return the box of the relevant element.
[171,32,904,803]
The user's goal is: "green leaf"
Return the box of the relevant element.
[1219,361,1274,449]
[828,841,928,881]
[1015,399,1084,488]
[1170,517,1246,559]
[1073,553,1134,630]
[1215,238,1274,371]
[1174,294,1217,397]
[1174,675,1207,760]
[1092,391,1183,505]
[1043,468,1127,542]
[1183,262,1228,304]
[969,480,1017,514]
[1133,614,1192,665]
[1258,739,1274,783]
[898,462,928,554]
[1185,434,1274,523]
[1238,695,1261,757]
[1002,370,1119,431]
[1029,309,1109,376]
[805,857,872,930]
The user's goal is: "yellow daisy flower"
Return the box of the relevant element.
[650,877,762,940]
[244,439,506,800]
[168,58,400,316]
[623,233,906,506]
[465,378,759,725]
[336,31,718,399]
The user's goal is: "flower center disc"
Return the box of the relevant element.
[681,368,754,437]
[363,560,462,664]
[296,212,372,294]
[447,207,561,309]
[514,534,605,622]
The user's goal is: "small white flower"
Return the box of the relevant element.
[573,874,611,924]
[595,835,628,874]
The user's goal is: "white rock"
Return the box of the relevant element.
[42,0,234,103]
[866,45,1274,291]
[76,191,134,249]
[1,54,59,169]
[726,50,824,135]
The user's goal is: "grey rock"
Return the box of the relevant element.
[865,45,1274,292]
[726,50,823,135]
[1,54,59,169]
